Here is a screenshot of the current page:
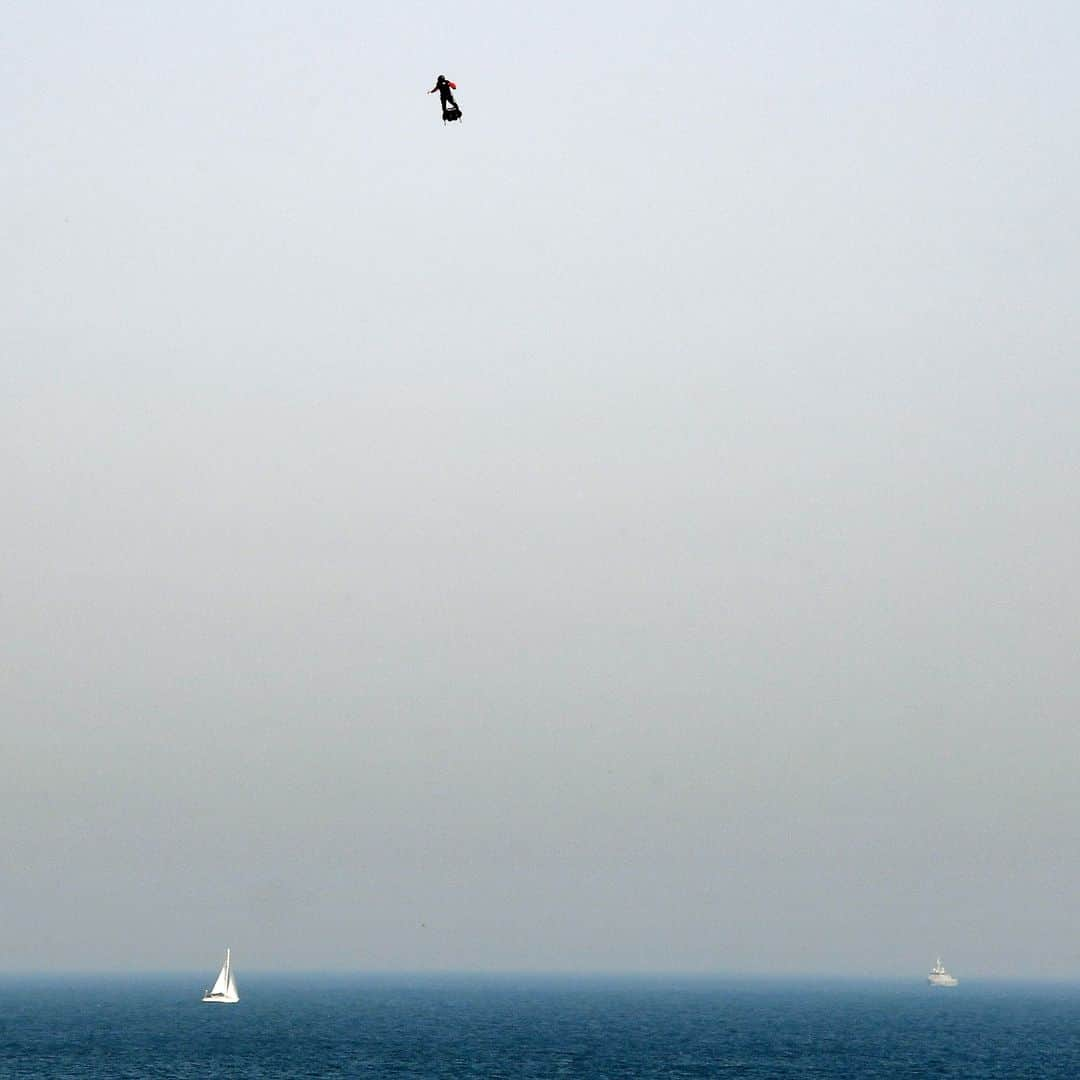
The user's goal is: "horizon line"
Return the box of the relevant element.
[0,969,1075,982]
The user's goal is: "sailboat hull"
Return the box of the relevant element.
[201,993,239,1003]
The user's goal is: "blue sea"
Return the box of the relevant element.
[2,975,1079,1078]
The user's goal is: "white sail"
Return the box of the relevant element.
[202,948,240,1003]
[209,952,230,996]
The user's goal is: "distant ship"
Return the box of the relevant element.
[202,947,239,1003]
[927,957,958,987]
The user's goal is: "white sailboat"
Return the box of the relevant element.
[202,947,240,1003]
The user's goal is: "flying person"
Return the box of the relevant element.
[428,75,461,122]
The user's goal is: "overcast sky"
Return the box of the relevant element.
[3,0,1079,976]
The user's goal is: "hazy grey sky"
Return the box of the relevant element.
[4,1,1079,975]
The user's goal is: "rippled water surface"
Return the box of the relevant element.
[2,975,1079,1078]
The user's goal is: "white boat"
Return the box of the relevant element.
[927,956,958,987]
[202,947,240,1003]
